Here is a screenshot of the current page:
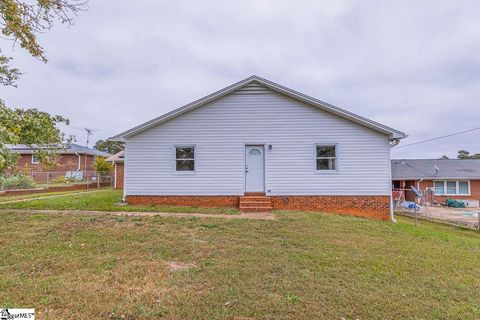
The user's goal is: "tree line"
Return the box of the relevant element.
[440,150,480,160]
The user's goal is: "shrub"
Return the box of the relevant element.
[2,174,35,190]
[93,157,113,174]
[50,175,77,184]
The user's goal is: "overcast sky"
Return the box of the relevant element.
[2,0,479,158]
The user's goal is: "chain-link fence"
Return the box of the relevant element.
[393,188,480,230]
[0,171,113,193]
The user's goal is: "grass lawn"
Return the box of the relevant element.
[0,189,102,203]
[0,189,240,215]
[0,209,479,319]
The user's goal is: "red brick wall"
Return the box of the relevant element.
[126,195,239,208]
[418,179,480,204]
[125,195,391,220]
[14,153,96,173]
[271,195,391,220]
[0,182,111,197]
[115,163,124,189]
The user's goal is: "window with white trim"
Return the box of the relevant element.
[433,180,470,195]
[434,181,444,194]
[316,145,337,171]
[31,154,40,164]
[175,146,195,171]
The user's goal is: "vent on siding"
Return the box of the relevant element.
[232,83,273,95]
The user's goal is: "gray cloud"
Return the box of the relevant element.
[1,0,479,158]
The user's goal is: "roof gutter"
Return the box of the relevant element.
[389,138,401,148]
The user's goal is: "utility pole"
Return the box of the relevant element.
[84,128,94,182]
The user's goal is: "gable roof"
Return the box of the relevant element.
[391,159,480,180]
[106,150,124,163]
[111,75,406,140]
[8,143,110,157]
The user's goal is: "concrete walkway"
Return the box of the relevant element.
[0,208,277,220]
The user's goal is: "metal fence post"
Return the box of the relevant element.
[477,210,480,231]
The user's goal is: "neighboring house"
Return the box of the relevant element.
[8,144,110,179]
[107,151,124,189]
[112,76,406,220]
[392,159,480,205]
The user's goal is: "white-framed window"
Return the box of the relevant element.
[315,144,337,171]
[433,180,470,195]
[175,145,195,172]
[434,181,444,194]
[31,154,40,164]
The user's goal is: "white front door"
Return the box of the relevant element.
[245,145,265,192]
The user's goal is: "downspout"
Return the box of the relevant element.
[389,139,400,223]
[74,153,81,171]
[416,178,424,205]
[122,147,127,203]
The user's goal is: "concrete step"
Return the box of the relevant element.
[240,196,270,201]
[239,196,272,212]
[240,207,273,212]
[240,202,272,208]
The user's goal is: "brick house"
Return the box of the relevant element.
[107,151,124,189]
[8,144,110,180]
[391,159,480,206]
[111,76,406,220]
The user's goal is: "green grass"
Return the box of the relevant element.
[0,210,478,319]
[0,189,100,203]
[0,189,240,214]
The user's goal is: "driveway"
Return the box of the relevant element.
[425,206,479,228]
[398,205,479,229]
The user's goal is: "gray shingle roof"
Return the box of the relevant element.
[7,143,110,157]
[391,159,480,180]
[106,151,124,162]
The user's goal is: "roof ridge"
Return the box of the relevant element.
[111,75,406,140]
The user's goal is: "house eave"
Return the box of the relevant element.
[392,177,479,181]
[111,75,406,140]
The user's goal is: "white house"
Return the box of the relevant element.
[112,76,406,220]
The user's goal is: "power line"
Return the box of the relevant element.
[394,126,480,149]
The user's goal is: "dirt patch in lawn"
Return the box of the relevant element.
[166,261,197,271]
[1,208,277,220]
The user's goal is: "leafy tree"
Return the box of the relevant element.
[0,100,71,172]
[457,150,480,159]
[93,156,112,173]
[439,155,449,159]
[94,139,125,154]
[1,0,87,86]
[0,1,86,176]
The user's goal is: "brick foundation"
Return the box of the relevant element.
[271,195,391,220]
[125,195,391,220]
[125,195,240,208]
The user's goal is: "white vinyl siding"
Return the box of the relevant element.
[433,180,470,196]
[124,83,392,196]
